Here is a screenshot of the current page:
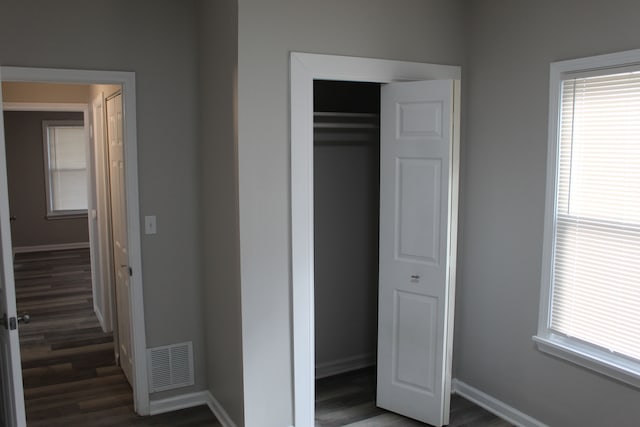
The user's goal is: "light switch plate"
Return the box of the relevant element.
[145,215,157,235]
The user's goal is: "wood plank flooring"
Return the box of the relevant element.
[14,248,509,426]
[14,248,220,426]
[315,368,513,427]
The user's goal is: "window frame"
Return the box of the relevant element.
[42,119,88,219]
[534,48,640,389]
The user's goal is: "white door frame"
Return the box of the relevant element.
[0,66,150,415]
[290,52,461,427]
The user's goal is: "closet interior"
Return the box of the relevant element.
[313,80,382,379]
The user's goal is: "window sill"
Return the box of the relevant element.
[533,333,640,389]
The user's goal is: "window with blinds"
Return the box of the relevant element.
[43,121,88,217]
[552,71,640,362]
[536,50,640,388]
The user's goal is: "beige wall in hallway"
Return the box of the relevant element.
[2,82,90,104]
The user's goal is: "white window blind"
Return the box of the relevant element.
[551,71,640,363]
[43,122,87,216]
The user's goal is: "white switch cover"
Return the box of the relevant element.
[145,215,157,235]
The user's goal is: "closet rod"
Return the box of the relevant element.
[314,111,379,131]
[314,111,379,118]
[314,122,378,130]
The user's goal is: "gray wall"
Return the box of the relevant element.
[0,0,206,399]
[5,2,638,426]
[314,143,379,369]
[456,1,640,425]
[236,1,466,424]
[196,0,244,425]
[4,111,89,248]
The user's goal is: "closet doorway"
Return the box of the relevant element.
[291,52,461,427]
[313,81,380,378]
[313,80,382,421]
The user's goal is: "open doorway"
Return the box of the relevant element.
[0,68,149,425]
[313,80,384,421]
[313,81,381,378]
[1,82,136,423]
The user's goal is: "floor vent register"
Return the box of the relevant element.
[147,341,195,392]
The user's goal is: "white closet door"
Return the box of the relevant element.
[377,79,456,427]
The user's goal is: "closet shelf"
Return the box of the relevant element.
[314,111,379,131]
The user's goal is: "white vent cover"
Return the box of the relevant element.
[147,341,194,392]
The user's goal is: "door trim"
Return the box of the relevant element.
[0,66,150,415]
[290,53,460,427]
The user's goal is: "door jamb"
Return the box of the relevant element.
[0,66,149,415]
[290,52,461,427]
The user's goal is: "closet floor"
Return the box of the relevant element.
[315,367,513,427]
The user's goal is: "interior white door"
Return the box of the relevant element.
[88,99,104,333]
[0,76,27,427]
[92,93,114,334]
[377,80,456,427]
[106,93,133,385]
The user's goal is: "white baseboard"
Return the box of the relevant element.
[149,391,207,416]
[315,353,375,379]
[94,307,107,333]
[206,391,238,427]
[149,390,237,427]
[452,379,548,427]
[13,242,89,255]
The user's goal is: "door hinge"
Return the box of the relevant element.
[2,314,16,330]
[129,266,133,277]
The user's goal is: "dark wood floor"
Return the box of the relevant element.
[14,248,220,426]
[315,368,512,427]
[14,248,508,426]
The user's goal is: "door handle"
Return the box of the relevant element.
[2,312,29,330]
[121,265,133,276]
